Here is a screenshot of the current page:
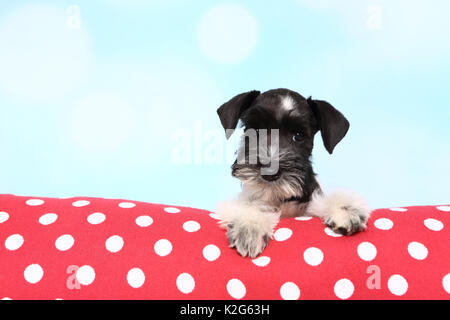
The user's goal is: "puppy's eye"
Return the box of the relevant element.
[292,132,302,142]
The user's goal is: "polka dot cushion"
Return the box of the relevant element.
[0,194,449,300]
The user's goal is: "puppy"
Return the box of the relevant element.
[216,88,371,258]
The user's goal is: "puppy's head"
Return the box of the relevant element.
[217,88,349,204]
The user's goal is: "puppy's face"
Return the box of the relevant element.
[217,88,349,204]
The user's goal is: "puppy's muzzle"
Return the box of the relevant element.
[260,165,281,181]
[261,173,280,182]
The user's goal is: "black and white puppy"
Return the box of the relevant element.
[216,88,371,258]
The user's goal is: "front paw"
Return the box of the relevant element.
[227,222,271,258]
[324,205,370,236]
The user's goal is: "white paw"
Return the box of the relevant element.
[324,204,370,235]
[216,199,279,258]
[308,190,372,236]
[226,221,271,258]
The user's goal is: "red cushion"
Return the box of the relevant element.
[0,194,449,300]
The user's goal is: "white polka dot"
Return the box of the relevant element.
[334,279,354,300]
[388,274,408,296]
[0,211,9,223]
[443,274,450,294]
[26,199,44,206]
[87,212,106,225]
[76,265,95,286]
[389,207,407,212]
[23,264,44,284]
[24,264,44,284]
[203,244,221,261]
[280,282,301,300]
[198,3,259,63]
[209,213,220,219]
[424,218,444,231]
[118,202,136,208]
[176,273,195,294]
[303,247,324,266]
[407,241,428,260]
[324,227,343,237]
[135,215,153,227]
[357,242,377,261]
[72,200,90,207]
[154,239,172,256]
[374,218,394,230]
[164,207,180,213]
[295,216,313,221]
[127,268,145,288]
[5,234,24,251]
[39,213,58,225]
[55,234,74,251]
[105,235,124,253]
[436,206,450,212]
[1,297,12,300]
[183,220,201,232]
[252,256,271,267]
[226,278,246,299]
[274,228,293,241]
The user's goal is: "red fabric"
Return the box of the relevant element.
[0,194,449,300]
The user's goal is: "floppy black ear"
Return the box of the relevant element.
[308,98,350,154]
[217,90,260,139]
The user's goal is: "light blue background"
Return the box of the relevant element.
[0,0,449,211]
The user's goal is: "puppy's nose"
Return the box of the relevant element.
[261,173,280,182]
